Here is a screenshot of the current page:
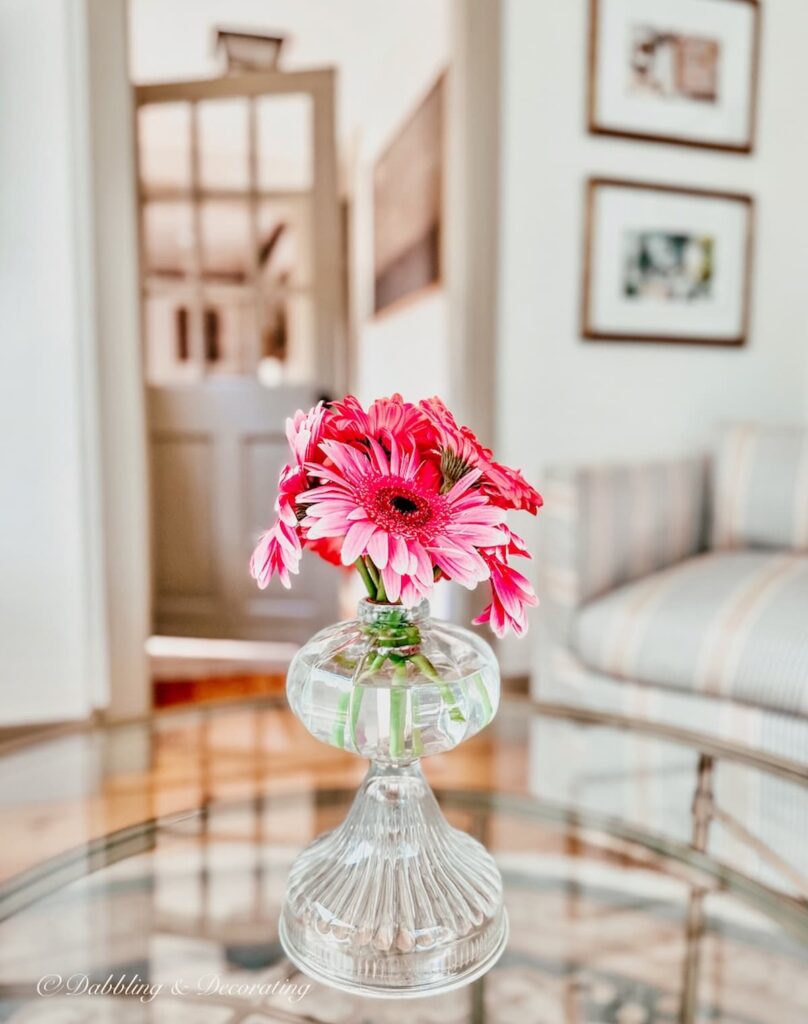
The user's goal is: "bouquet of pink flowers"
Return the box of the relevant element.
[250,394,541,636]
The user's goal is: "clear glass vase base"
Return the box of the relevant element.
[278,762,508,997]
[279,911,509,999]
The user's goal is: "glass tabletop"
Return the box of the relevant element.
[0,698,806,1023]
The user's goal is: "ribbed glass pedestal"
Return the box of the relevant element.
[279,600,507,997]
[280,762,507,997]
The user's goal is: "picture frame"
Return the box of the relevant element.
[373,76,444,316]
[588,0,761,153]
[582,178,754,346]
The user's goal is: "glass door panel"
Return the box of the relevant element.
[137,103,191,192]
[199,199,252,284]
[142,200,195,279]
[257,292,316,386]
[256,94,313,190]
[137,75,338,387]
[257,197,312,289]
[198,98,250,191]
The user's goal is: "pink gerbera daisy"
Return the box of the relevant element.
[250,518,301,590]
[286,402,327,467]
[420,396,543,514]
[473,552,538,638]
[327,393,435,452]
[300,438,508,604]
[250,463,307,589]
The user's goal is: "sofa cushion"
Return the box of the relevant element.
[712,423,808,550]
[573,551,808,716]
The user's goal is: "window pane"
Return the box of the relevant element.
[138,103,191,191]
[144,295,199,385]
[198,98,249,191]
[257,197,312,289]
[256,94,313,191]
[258,292,315,385]
[142,201,195,278]
[199,200,251,283]
[199,288,255,376]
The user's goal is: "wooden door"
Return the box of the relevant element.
[148,382,336,643]
[136,70,343,640]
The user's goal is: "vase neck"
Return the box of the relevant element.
[357,597,429,626]
[362,760,432,803]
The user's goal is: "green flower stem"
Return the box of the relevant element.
[354,557,376,598]
[331,690,351,748]
[349,683,365,749]
[411,654,466,724]
[358,651,387,681]
[363,628,419,649]
[473,672,493,722]
[363,556,380,589]
[411,687,424,757]
[375,573,388,602]
[390,663,407,759]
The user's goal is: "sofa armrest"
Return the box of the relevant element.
[539,456,709,644]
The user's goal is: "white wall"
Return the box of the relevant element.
[352,4,452,406]
[0,0,148,725]
[0,0,104,723]
[497,0,808,672]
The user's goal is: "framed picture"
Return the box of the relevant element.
[582,178,754,346]
[588,0,761,152]
[373,76,444,315]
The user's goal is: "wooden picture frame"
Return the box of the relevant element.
[582,177,754,346]
[372,75,445,317]
[588,0,761,153]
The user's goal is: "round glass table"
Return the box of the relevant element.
[0,697,806,1023]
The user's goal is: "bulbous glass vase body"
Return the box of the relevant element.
[286,598,500,762]
[279,600,508,998]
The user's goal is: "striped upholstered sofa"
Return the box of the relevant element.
[538,423,808,762]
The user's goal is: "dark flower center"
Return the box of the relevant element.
[391,494,419,515]
[358,474,449,540]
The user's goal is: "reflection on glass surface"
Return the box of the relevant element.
[0,789,806,1023]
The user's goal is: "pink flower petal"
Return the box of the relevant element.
[381,563,402,602]
[391,536,410,574]
[341,520,378,565]
[367,530,389,569]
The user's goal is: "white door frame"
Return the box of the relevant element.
[82,0,152,719]
[446,0,501,445]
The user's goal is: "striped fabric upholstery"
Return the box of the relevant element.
[712,423,808,550]
[573,550,808,716]
[541,457,708,643]
[538,644,808,764]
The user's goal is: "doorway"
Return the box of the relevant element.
[136,69,343,656]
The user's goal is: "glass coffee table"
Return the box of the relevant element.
[0,697,805,1023]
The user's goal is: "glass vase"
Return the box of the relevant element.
[279,598,508,998]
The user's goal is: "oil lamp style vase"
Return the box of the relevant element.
[279,598,507,997]
[249,393,542,997]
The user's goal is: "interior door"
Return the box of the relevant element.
[148,382,337,643]
[136,70,343,640]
